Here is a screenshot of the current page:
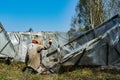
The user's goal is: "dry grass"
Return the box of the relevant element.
[58,67,120,80]
[0,62,57,80]
[0,62,120,80]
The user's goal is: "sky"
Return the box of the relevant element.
[0,0,78,32]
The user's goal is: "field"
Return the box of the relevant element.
[0,61,120,80]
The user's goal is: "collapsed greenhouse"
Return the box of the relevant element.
[1,14,120,73]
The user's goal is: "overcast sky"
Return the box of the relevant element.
[0,0,78,32]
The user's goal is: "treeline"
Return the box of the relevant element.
[69,0,120,32]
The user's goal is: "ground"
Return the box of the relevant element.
[0,61,120,80]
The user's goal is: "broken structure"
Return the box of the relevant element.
[0,14,120,73]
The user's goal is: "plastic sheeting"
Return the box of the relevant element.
[0,23,16,58]
[1,14,120,69]
[61,14,120,66]
[63,25,120,66]
[7,31,70,69]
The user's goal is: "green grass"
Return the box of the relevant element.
[0,62,120,80]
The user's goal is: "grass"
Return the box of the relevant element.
[0,61,120,80]
[58,67,120,80]
[0,62,57,80]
